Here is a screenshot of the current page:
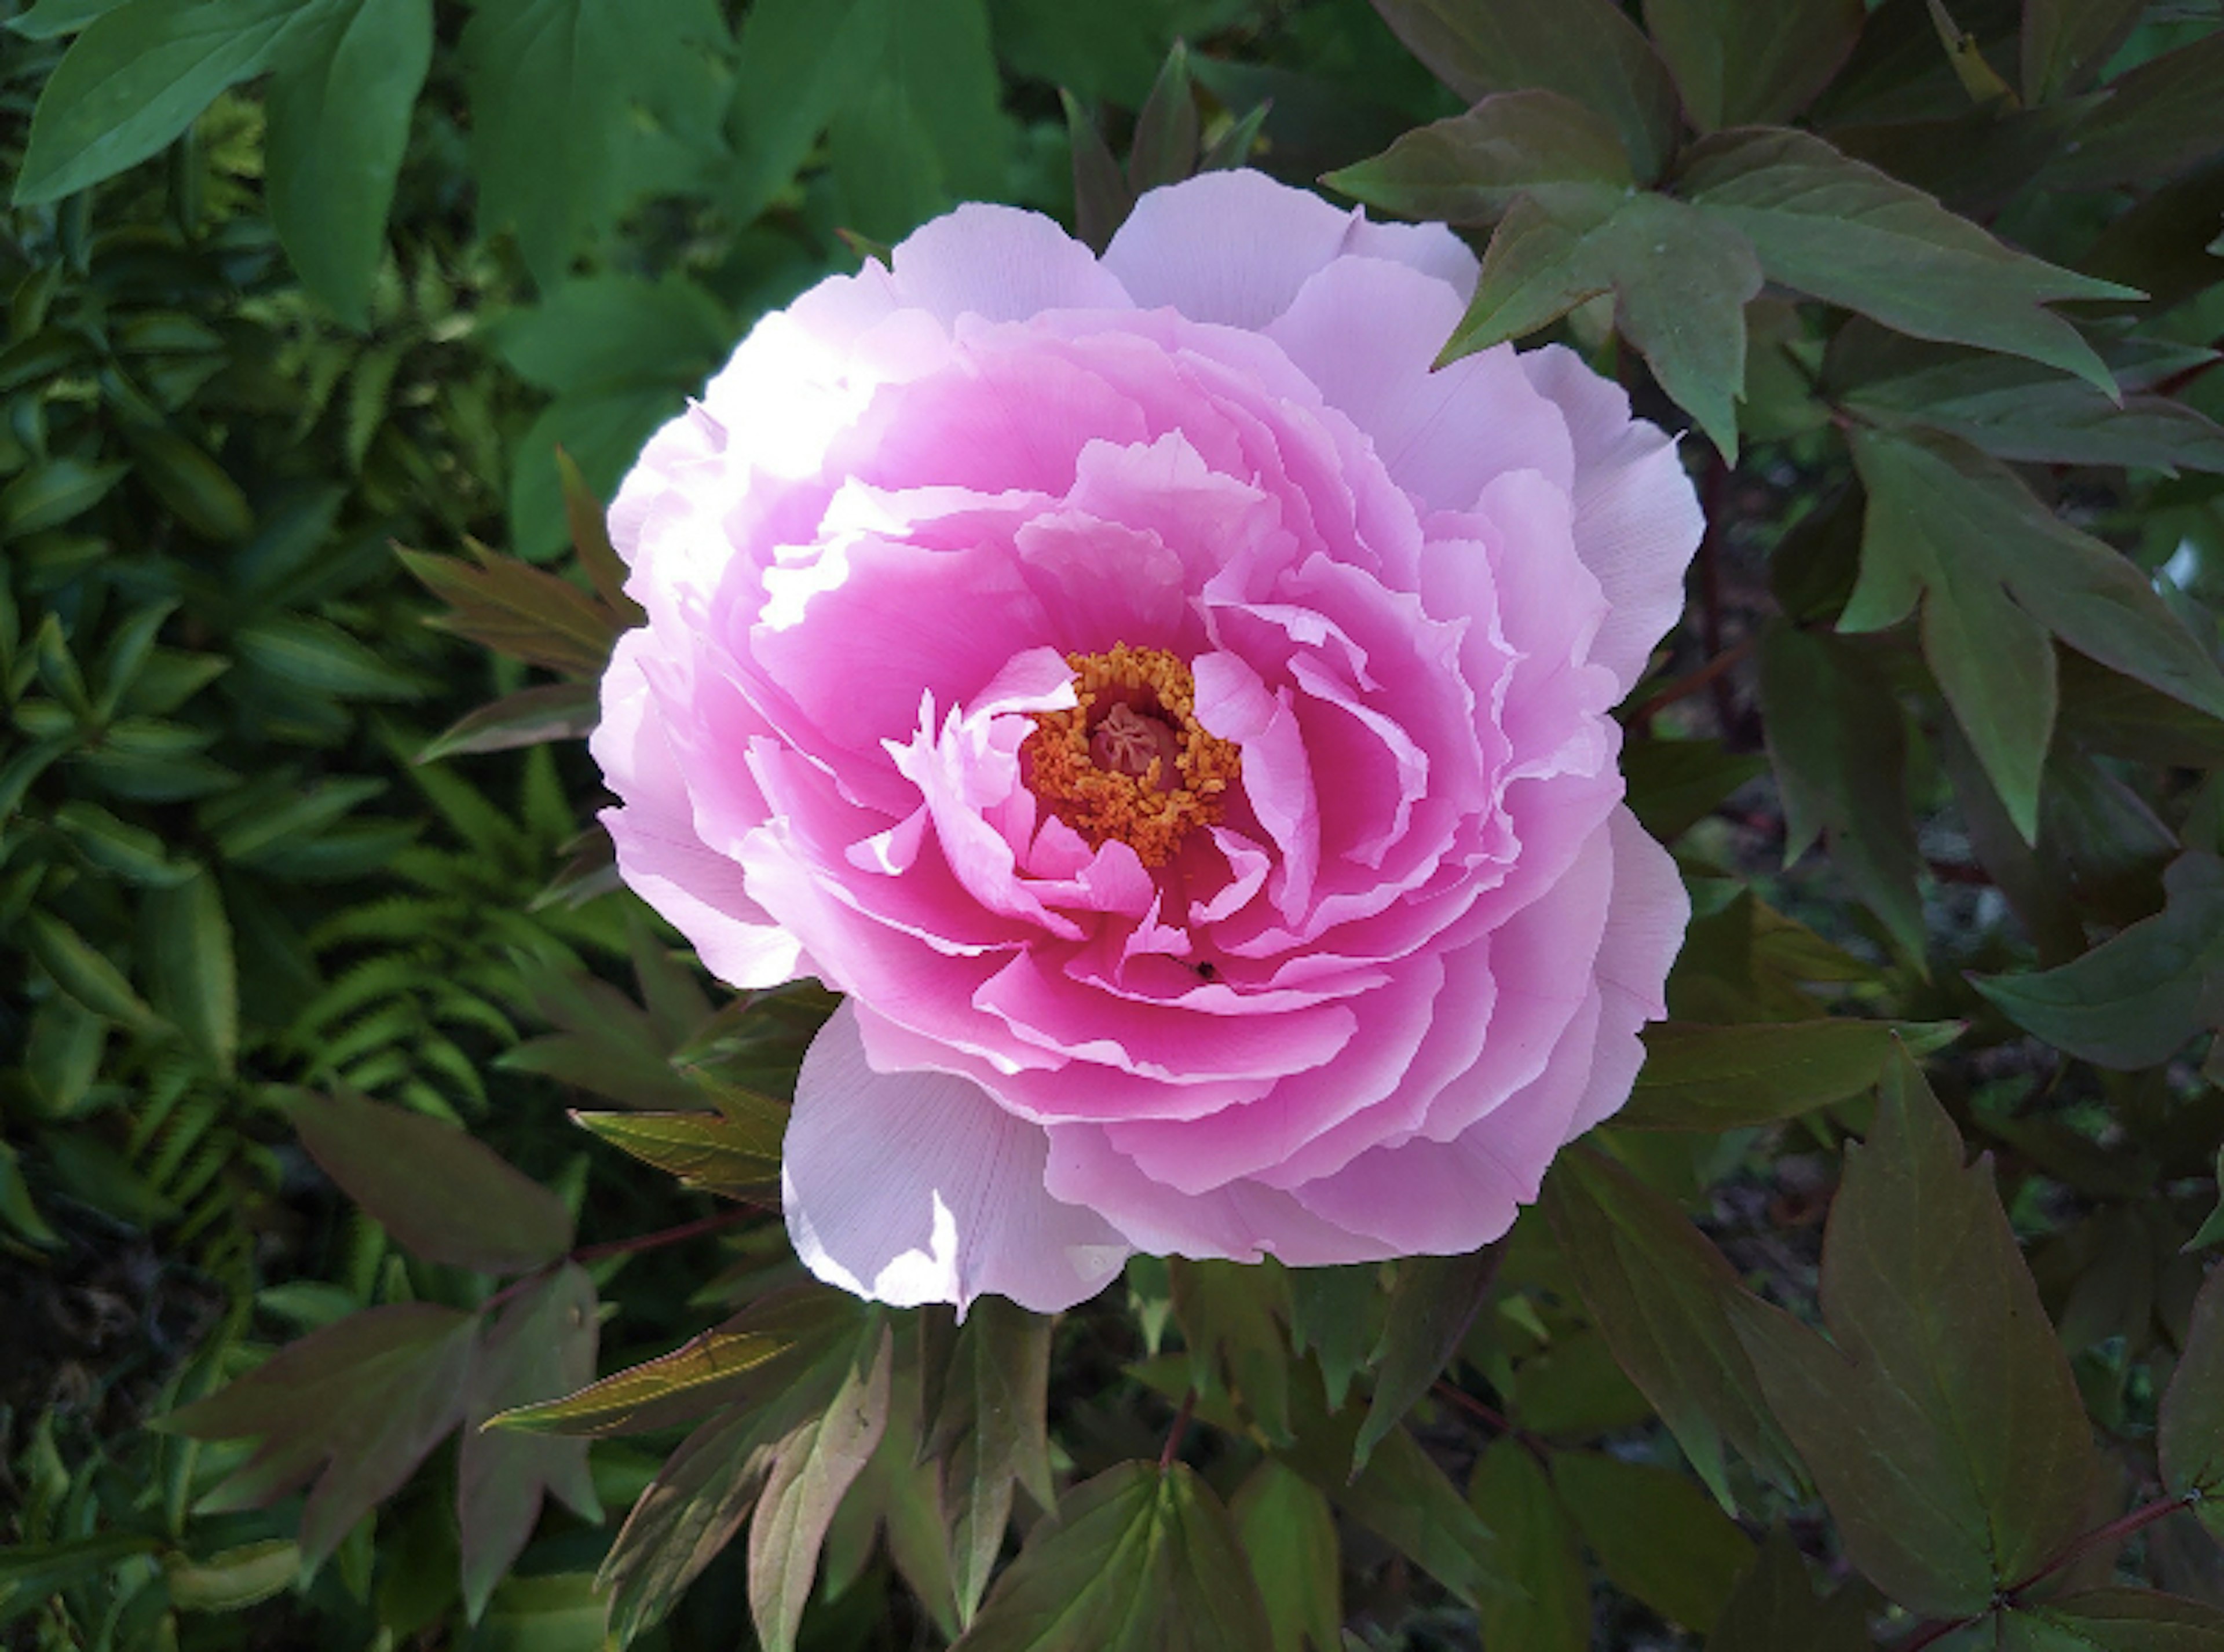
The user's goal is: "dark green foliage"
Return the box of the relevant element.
[9,0,2224,1649]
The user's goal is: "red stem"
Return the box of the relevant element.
[1160,1387,1197,1471]
[1632,636,1757,725]
[481,1207,759,1315]
[1895,1494,2196,1649]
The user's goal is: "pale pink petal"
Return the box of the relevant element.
[1104,171,1360,329]
[1520,343,1704,698]
[890,203,1133,323]
[1340,216,1480,299]
[1265,260,1575,511]
[1563,806,1689,1137]
[784,1004,1131,1313]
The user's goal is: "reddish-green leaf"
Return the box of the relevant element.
[397,540,620,678]
[1125,41,1198,194]
[2160,1259,2224,1543]
[1353,1248,1496,1472]
[1232,1459,1343,1652]
[749,1328,894,1652]
[491,1287,861,1438]
[2020,0,2143,104]
[1620,1018,1963,1130]
[1323,89,1632,226]
[572,1095,785,1203]
[162,1304,475,1567]
[1845,429,2224,842]
[954,1461,1274,1652]
[1468,1439,1587,1652]
[924,1297,1055,1624]
[283,1088,573,1274]
[459,1265,602,1622]
[1705,1527,1872,1652]
[1553,1452,1753,1633]
[1681,128,2134,393]
[2001,1589,2224,1649]
[1448,186,1760,458]
[1728,1049,2099,1618]
[1973,853,2224,1071]
[1539,1148,1804,1507]
[419,683,599,763]
[2046,34,2224,190]
[1369,0,1680,180]
[1641,0,1864,129]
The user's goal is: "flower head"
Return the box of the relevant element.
[592,171,1699,1313]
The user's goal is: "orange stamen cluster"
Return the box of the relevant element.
[1022,644,1242,867]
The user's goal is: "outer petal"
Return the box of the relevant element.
[889,202,1134,323]
[783,1004,1132,1314]
[1520,343,1704,697]
[1105,172,1473,331]
[1562,805,1689,1138]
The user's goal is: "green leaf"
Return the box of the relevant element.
[749,1328,894,1652]
[1680,128,2135,393]
[470,1573,609,1652]
[572,1097,785,1201]
[1169,1258,1292,1444]
[161,1303,476,1567]
[162,1540,301,1613]
[1621,736,1768,845]
[2020,0,2142,104]
[724,0,880,225]
[1369,0,1681,180]
[2002,1589,2224,1650]
[13,0,303,205]
[1448,187,1760,458]
[1758,622,1927,959]
[463,0,729,283]
[599,1406,784,1644]
[0,1142,60,1248]
[1319,1426,1506,1607]
[25,909,167,1036]
[419,683,600,763]
[0,458,129,538]
[1323,89,1633,226]
[1353,1248,1496,1472]
[1836,337,2224,475]
[1972,853,2224,1070]
[1621,1019,1963,1130]
[2159,1234,2224,1540]
[954,1461,1274,1652]
[52,799,195,886]
[8,0,131,40]
[1845,428,2224,841]
[140,870,237,1075]
[1640,0,1864,129]
[235,614,425,700]
[1727,1048,2099,1618]
[1285,1264,1379,1412]
[0,1534,165,1615]
[1552,1452,1753,1633]
[1704,1527,1872,1652]
[283,1088,573,1274]
[112,425,246,542]
[2045,34,2224,190]
[460,1266,601,1622]
[1231,1459,1343,1652]
[924,1298,1055,1624]
[264,0,433,327]
[1538,1148,1804,1507]
[1468,1438,1588,1652]
[490,1288,861,1437]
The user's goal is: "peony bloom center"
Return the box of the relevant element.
[1022,643,1241,868]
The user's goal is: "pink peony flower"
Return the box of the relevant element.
[591,171,1699,1313]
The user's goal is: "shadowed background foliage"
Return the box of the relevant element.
[5,0,2224,1649]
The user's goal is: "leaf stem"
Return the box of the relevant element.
[1894,1492,2197,1649]
[1159,1387,1197,1471]
[1632,636,1756,725]
[482,1207,759,1317]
